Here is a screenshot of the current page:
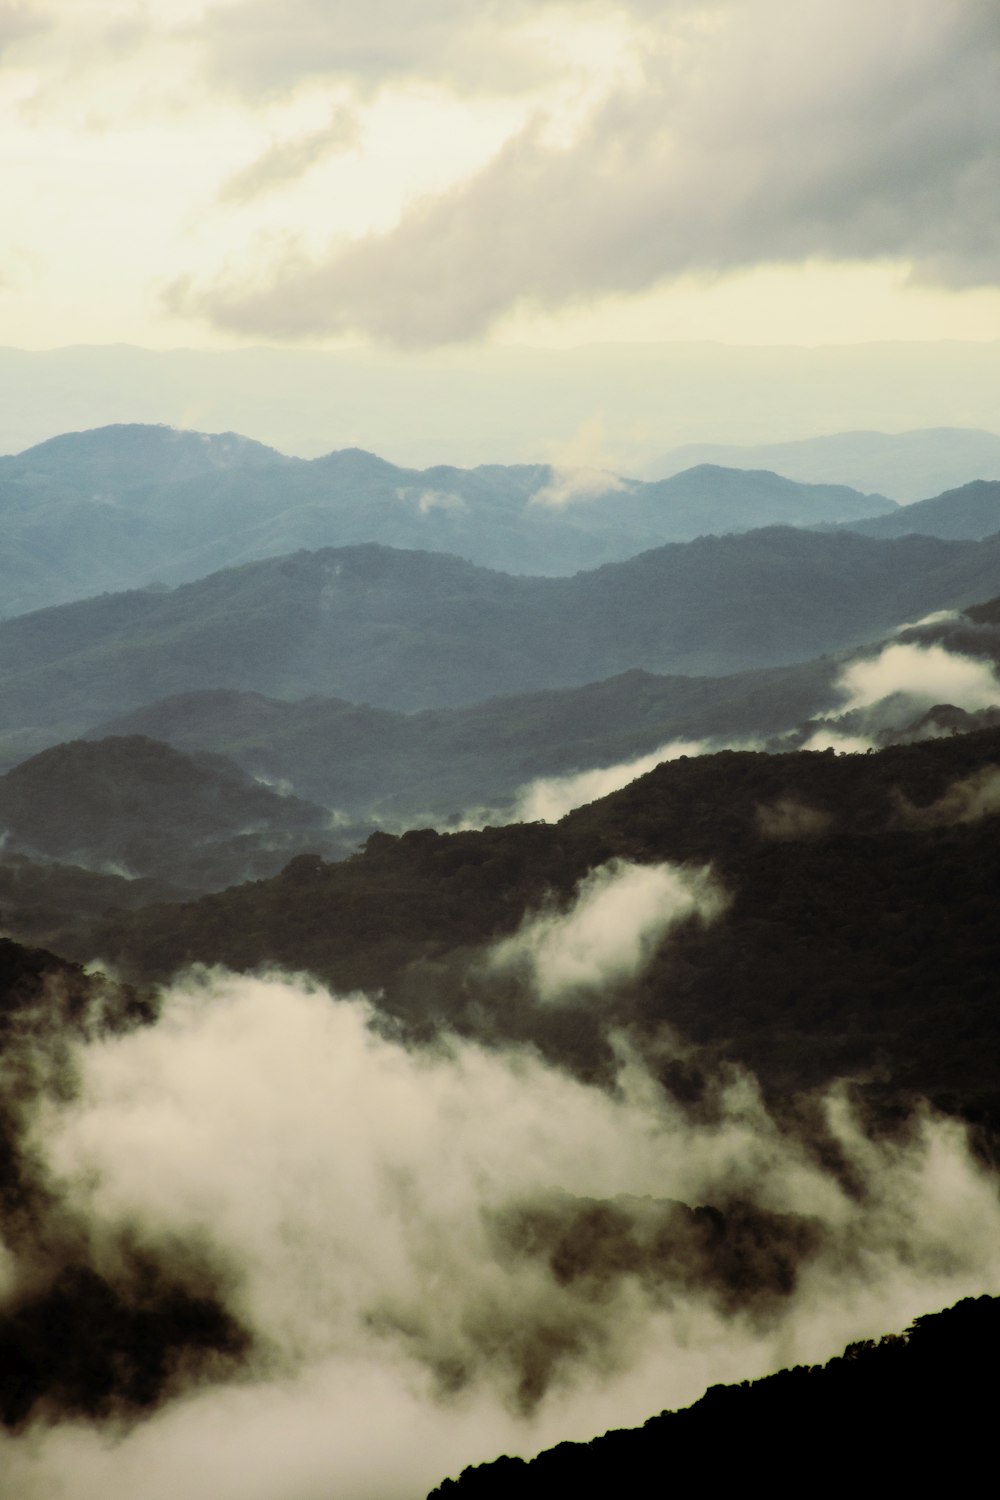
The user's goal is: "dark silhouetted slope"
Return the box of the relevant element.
[428,1295,1000,1496]
[0,735,349,889]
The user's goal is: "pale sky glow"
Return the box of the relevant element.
[2,0,999,351]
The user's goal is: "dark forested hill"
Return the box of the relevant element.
[428,1295,1000,1496]
[58,726,1000,1125]
[0,423,894,616]
[3,529,1000,741]
[0,735,353,893]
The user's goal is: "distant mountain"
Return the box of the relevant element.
[0,423,893,616]
[0,735,355,891]
[87,660,843,817]
[654,427,1000,502]
[4,532,1000,741]
[841,480,1000,540]
[428,1296,1000,1496]
[84,601,1000,819]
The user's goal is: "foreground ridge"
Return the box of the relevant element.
[429,1294,1000,1494]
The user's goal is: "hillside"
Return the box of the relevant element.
[843,479,1000,540]
[87,659,842,816]
[58,725,1000,1125]
[428,1295,1000,1495]
[0,423,894,616]
[3,530,1000,741]
[656,427,1000,501]
[0,735,353,891]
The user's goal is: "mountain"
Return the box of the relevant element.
[4,530,1000,745]
[842,479,1000,540]
[655,427,1000,501]
[0,423,894,616]
[0,735,355,891]
[60,724,1000,1125]
[428,1295,1000,1496]
[86,659,843,817]
[81,598,1000,819]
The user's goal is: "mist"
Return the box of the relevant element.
[838,642,1000,715]
[488,859,725,1001]
[511,741,705,824]
[3,953,1000,1499]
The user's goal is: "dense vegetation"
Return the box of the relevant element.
[0,735,356,890]
[58,726,1000,1128]
[428,1294,1000,1495]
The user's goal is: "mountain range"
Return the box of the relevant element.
[6,528,1000,756]
[658,426,1000,501]
[841,479,1000,540]
[0,423,899,617]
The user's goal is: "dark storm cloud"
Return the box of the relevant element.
[179,0,1000,344]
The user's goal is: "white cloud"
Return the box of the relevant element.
[5,967,1000,1497]
[514,739,704,823]
[838,643,1000,715]
[395,485,469,515]
[489,858,725,1001]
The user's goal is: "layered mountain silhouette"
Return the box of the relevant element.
[0,423,896,616]
[54,724,1000,1124]
[657,426,1000,501]
[842,479,1000,540]
[5,530,1000,745]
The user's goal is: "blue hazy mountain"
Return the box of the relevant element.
[0,423,895,617]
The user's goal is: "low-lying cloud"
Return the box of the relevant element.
[513,740,704,824]
[896,765,1000,828]
[489,858,724,1002]
[530,468,629,510]
[838,642,1000,715]
[4,967,1000,1498]
[755,798,832,840]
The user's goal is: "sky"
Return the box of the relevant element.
[3,0,1000,354]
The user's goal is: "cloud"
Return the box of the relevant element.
[755,798,832,840]
[4,968,1000,1497]
[530,468,628,510]
[837,643,1000,715]
[0,2,47,57]
[197,0,574,99]
[801,729,874,755]
[219,106,361,204]
[896,765,1000,828]
[513,740,704,823]
[180,0,1000,343]
[396,486,469,515]
[489,858,725,1002]
[530,417,631,510]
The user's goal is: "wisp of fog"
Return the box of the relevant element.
[3,860,1000,1498]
